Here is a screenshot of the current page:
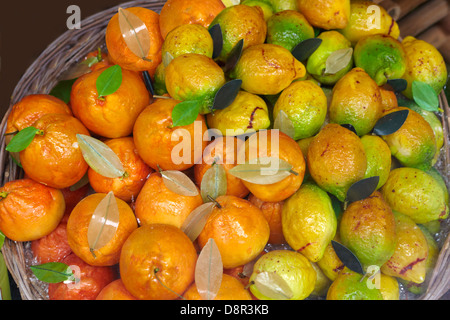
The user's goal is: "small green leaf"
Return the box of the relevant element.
[50,79,77,104]
[171,100,202,127]
[346,176,380,204]
[223,39,244,73]
[0,231,5,249]
[331,240,364,275]
[291,38,322,62]
[212,79,242,110]
[209,24,223,60]
[96,65,123,98]
[387,79,407,92]
[372,109,409,136]
[5,126,40,153]
[30,262,74,284]
[412,80,440,112]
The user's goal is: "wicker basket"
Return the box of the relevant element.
[1,0,449,300]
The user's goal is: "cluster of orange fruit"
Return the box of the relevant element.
[0,0,448,301]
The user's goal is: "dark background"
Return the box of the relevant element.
[1,0,449,301]
[0,0,129,117]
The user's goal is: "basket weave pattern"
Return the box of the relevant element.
[0,0,449,300]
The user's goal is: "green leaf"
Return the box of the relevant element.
[0,231,5,250]
[30,262,75,284]
[331,240,364,275]
[5,126,40,153]
[50,79,77,104]
[171,100,202,127]
[96,65,123,98]
[291,38,322,62]
[412,80,440,112]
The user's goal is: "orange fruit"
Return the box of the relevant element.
[159,0,226,39]
[105,7,163,74]
[31,220,72,264]
[133,98,208,171]
[48,253,116,300]
[135,172,203,228]
[134,172,203,228]
[70,67,150,139]
[0,179,65,242]
[19,113,90,189]
[60,184,90,215]
[248,193,286,245]
[5,94,72,135]
[183,274,253,300]
[197,195,270,269]
[96,279,138,300]
[88,137,153,202]
[239,130,306,202]
[66,193,138,267]
[120,224,198,300]
[194,136,250,198]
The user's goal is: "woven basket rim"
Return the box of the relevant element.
[1,0,450,300]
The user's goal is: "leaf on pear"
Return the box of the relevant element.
[209,24,223,60]
[195,238,223,300]
[412,80,440,112]
[96,65,123,98]
[223,39,244,73]
[160,170,199,197]
[387,78,407,92]
[212,79,242,110]
[228,157,294,185]
[253,271,294,300]
[331,240,364,275]
[181,202,215,242]
[30,262,74,284]
[291,38,322,62]
[118,7,151,60]
[273,110,295,139]
[340,123,357,135]
[372,109,409,136]
[324,48,353,75]
[77,134,125,178]
[346,176,380,204]
[87,191,120,256]
[201,163,228,203]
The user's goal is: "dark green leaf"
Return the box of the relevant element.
[30,262,74,284]
[387,79,407,92]
[340,123,357,135]
[346,176,380,204]
[329,194,343,219]
[143,70,154,96]
[223,39,244,73]
[172,100,202,127]
[5,127,40,153]
[412,80,440,112]
[209,24,223,60]
[331,240,364,275]
[49,79,77,104]
[291,38,322,62]
[213,79,242,110]
[96,65,123,98]
[372,109,409,136]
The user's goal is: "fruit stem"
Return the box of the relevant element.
[97,47,103,62]
[207,195,222,209]
[289,169,299,176]
[153,268,186,300]
[244,280,255,290]
[0,192,9,199]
